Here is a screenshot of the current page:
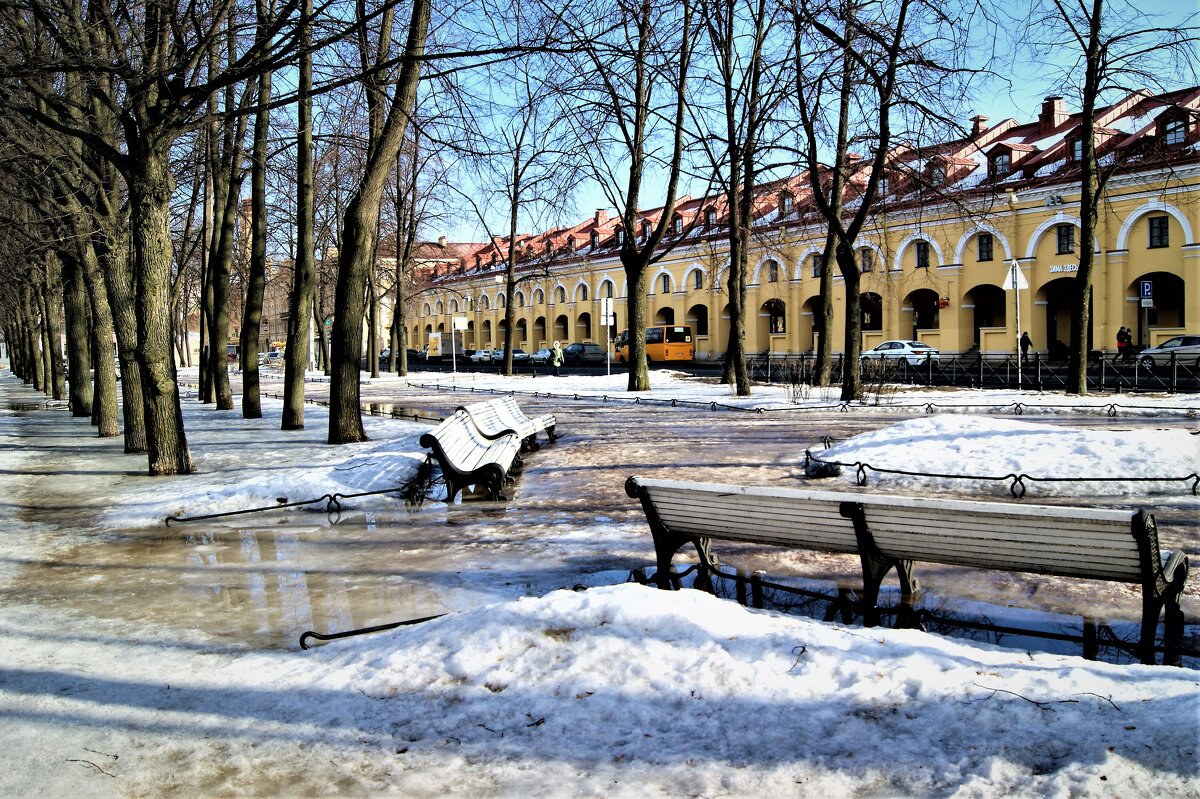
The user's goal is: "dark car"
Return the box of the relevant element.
[563,342,605,366]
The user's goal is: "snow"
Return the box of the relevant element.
[2,367,1198,797]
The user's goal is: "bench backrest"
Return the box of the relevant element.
[421,411,518,472]
[626,477,864,555]
[848,494,1142,582]
[628,476,1146,583]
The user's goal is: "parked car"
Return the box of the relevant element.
[860,340,939,366]
[530,347,552,365]
[470,349,493,363]
[494,348,529,363]
[1138,334,1200,370]
[563,342,605,366]
[405,348,425,362]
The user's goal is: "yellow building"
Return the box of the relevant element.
[416,88,1199,362]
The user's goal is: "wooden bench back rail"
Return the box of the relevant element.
[625,475,1189,665]
[420,411,521,501]
[457,397,557,449]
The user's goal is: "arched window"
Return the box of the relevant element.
[450,299,459,313]
[602,280,614,298]
[479,295,489,310]
[556,286,566,303]
[516,291,525,308]
[436,300,444,315]
[767,260,780,283]
[915,241,930,268]
[660,273,671,294]
[579,284,589,302]
[498,293,506,308]
[693,269,703,289]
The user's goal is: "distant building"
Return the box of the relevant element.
[413,87,1200,360]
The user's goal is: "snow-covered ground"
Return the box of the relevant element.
[1,367,1197,797]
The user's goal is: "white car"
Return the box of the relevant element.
[470,349,493,363]
[860,340,940,366]
[1138,335,1200,370]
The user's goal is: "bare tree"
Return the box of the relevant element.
[559,0,699,391]
[1027,0,1198,393]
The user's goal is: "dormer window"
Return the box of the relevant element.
[780,193,794,214]
[1162,117,1186,146]
[614,228,623,245]
[929,163,946,187]
[545,240,553,255]
[1069,137,1083,162]
[641,220,652,240]
[704,208,716,226]
[589,231,599,248]
[990,151,1010,178]
[672,216,683,234]
[474,255,482,269]
[566,236,576,251]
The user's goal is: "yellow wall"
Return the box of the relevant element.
[418,164,1199,359]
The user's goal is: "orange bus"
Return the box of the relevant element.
[614,325,694,364]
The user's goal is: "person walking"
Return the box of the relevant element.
[1116,326,1129,363]
[1020,331,1032,364]
[551,340,564,377]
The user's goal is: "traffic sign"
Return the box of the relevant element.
[1140,280,1153,299]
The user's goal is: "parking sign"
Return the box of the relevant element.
[1140,279,1153,299]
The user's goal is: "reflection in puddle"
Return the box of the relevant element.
[9,504,645,651]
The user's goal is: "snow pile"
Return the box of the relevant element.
[819,414,1200,497]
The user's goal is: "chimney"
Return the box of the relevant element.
[437,235,447,248]
[594,209,609,226]
[971,114,989,136]
[1039,97,1067,134]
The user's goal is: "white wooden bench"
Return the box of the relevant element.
[457,396,557,450]
[624,476,1190,665]
[419,411,522,501]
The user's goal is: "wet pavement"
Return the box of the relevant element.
[3,376,1198,659]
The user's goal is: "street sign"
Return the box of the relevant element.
[1141,298,1154,308]
[1140,280,1153,299]
[601,314,614,326]
[452,315,468,331]
[1005,261,1028,291]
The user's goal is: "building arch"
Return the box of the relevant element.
[574,282,590,303]
[962,284,1007,348]
[1024,214,1100,259]
[515,318,528,345]
[534,316,547,347]
[481,319,492,346]
[892,233,945,270]
[576,311,593,341]
[553,314,569,342]
[1125,271,1186,342]
[861,292,884,331]
[759,299,786,342]
[953,224,1013,264]
[902,288,941,339]
[686,303,709,336]
[685,265,707,291]
[1115,200,1194,250]
[793,245,823,280]
[654,307,676,325]
[751,253,786,284]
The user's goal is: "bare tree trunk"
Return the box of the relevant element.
[81,242,120,437]
[241,62,272,419]
[62,255,93,416]
[328,0,431,444]
[283,0,315,429]
[128,150,195,475]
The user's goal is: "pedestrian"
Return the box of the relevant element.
[1116,326,1128,363]
[551,340,564,377]
[1020,331,1032,364]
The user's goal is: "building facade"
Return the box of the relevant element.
[414,88,1200,361]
